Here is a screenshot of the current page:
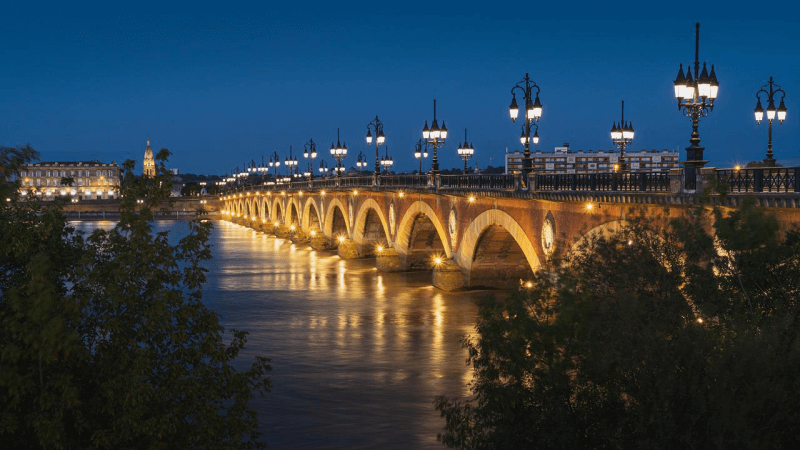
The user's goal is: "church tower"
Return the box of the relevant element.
[143,140,155,178]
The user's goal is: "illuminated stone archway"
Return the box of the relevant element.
[323,197,351,238]
[456,209,541,288]
[395,201,452,257]
[352,198,392,248]
[302,197,323,232]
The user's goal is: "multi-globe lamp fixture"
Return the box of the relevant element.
[509,72,543,179]
[422,100,447,175]
[457,129,475,174]
[754,77,787,167]
[672,22,719,188]
[330,128,348,178]
[610,101,635,171]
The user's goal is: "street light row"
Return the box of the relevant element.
[221,23,786,188]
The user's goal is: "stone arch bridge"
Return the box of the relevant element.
[219,169,800,291]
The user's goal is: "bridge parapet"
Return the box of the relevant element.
[221,167,800,209]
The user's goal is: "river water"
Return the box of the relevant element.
[72,220,487,449]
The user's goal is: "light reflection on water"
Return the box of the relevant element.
[71,220,487,449]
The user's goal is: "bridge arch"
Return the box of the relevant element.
[395,201,452,269]
[302,197,323,232]
[323,197,351,239]
[271,197,285,223]
[352,198,392,249]
[456,209,541,289]
[570,220,630,255]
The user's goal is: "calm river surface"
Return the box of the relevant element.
[72,220,487,449]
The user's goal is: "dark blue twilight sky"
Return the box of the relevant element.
[1,1,798,175]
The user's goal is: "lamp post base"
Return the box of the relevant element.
[763,157,777,168]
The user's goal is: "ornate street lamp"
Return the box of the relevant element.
[330,128,348,180]
[284,146,298,184]
[268,151,281,184]
[457,129,475,174]
[610,101,635,171]
[754,76,787,167]
[413,139,429,174]
[509,72,543,180]
[365,116,386,182]
[422,99,448,175]
[380,146,393,174]
[356,151,368,173]
[672,22,719,188]
[318,159,329,178]
[303,138,317,180]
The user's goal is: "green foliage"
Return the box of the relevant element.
[1,146,270,449]
[436,204,800,449]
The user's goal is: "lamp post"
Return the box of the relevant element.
[457,129,475,174]
[610,101,635,171]
[318,160,329,178]
[672,22,719,189]
[365,116,386,184]
[330,128,348,181]
[268,151,281,184]
[413,139,428,174]
[509,72,543,181]
[380,146,393,174]
[303,138,317,181]
[754,76,787,167]
[257,155,268,183]
[422,99,448,175]
[284,146,298,185]
[356,151,368,174]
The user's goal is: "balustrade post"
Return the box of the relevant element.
[435,174,441,191]
[611,173,618,191]
[753,169,763,193]
[590,174,597,191]
[795,168,800,193]
[639,173,647,192]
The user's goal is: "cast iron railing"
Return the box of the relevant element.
[439,174,516,190]
[535,172,671,192]
[716,167,800,193]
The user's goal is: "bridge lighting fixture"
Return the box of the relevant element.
[274,221,280,227]
[321,190,326,196]
[398,191,405,198]
[310,230,317,236]
[268,151,281,183]
[380,146,394,173]
[421,99,447,175]
[610,101,635,171]
[734,165,741,171]
[353,190,359,196]
[356,151,368,172]
[290,225,296,231]
[468,196,476,203]
[413,139,429,174]
[457,129,475,174]
[338,236,346,243]
[754,76,787,166]
[509,72,543,179]
[330,128,348,180]
[433,257,443,266]
[376,245,384,253]
[303,138,318,180]
[284,146,299,185]
[366,115,387,182]
[586,203,594,211]
[672,22,719,188]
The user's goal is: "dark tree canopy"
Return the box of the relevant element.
[436,201,800,449]
[1,145,271,449]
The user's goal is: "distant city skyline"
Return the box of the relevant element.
[2,2,797,174]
